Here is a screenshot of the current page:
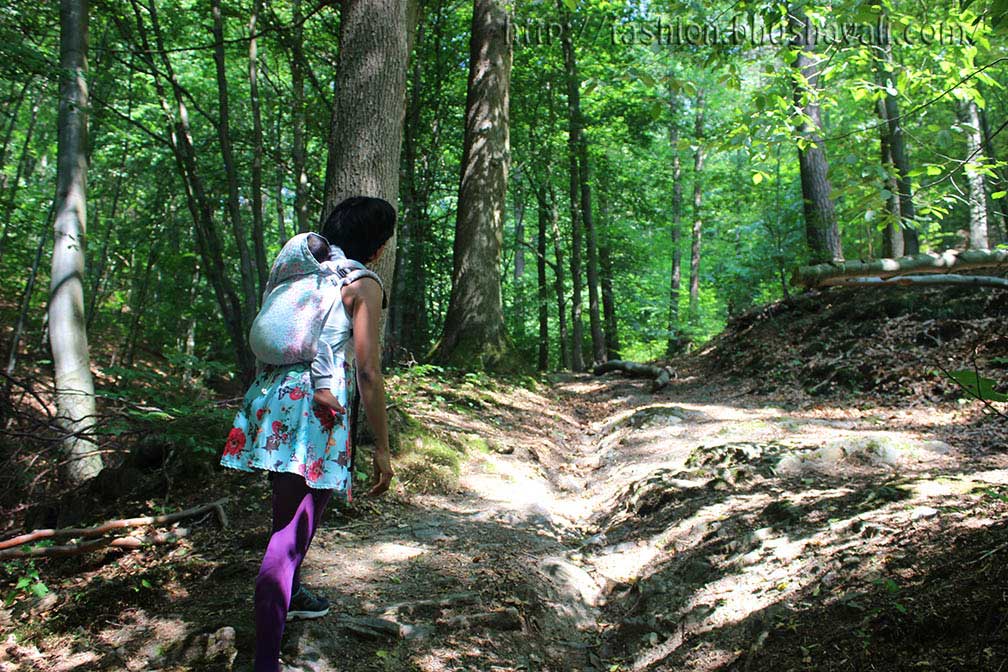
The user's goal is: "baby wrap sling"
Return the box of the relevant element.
[249,232,385,366]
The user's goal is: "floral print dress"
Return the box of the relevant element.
[221,356,354,496]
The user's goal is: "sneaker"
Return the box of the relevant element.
[286,585,331,621]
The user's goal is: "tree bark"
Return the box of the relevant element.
[876,40,919,254]
[820,274,1008,290]
[7,208,51,375]
[50,0,102,484]
[599,240,620,361]
[875,95,903,258]
[957,97,990,250]
[0,86,44,263]
[322,0,414,341]
[667,93,683,355]
[790,7,843,264]
[536,187,549,371]
[559,8,584,372]
[688,89,705,325]
[546,184,570,370]
[978,106,1008,245]
[793,249,1008,286]
[432,0,513,369]
[248,0,269,296]
[211,0,257,324]
[291,0,310,234]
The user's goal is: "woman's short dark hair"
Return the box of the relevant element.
[320,196,396,263]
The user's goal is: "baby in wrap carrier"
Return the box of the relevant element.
[248,231,383,412]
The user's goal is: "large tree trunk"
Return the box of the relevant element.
[247,0,269,296]
[667,92,683,355]
[957,97,990,250]
[790,7,843,264]
[50,0,102,484]
[688,89,705,325]
[322,0,413,329]
[559,10,584,372]
[432,0,513,369]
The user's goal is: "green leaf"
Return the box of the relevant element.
[947,370,1008,402]
[752,172,764,185]
[29,582,49,598]
[992,191,1006,200]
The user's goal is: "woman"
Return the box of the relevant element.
[221,196,395,672]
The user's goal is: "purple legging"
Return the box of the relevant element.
[253,471,333,672]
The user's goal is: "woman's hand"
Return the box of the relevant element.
[366,446,394,497]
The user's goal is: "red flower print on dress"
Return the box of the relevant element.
[256,408,266,422]
[305,458,325,482]
[272,420,284,434]
[288,387,306,401]
[313,405,336,431]
[223,428,246,457]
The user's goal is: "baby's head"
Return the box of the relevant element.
[306,233,330,264]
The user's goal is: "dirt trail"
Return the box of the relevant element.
[269,373,1008,672]
[5,372,1005,671]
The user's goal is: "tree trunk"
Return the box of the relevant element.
[87,134,128,330]
[790,7,843,264]
[432,0,513,369]
[0,79,31,185]
[291,0,310,234]
[793,249,1008,286]
[599,240,620,361]
[273,111,287,245]
[688,89,705,325]
[559,9,584,372]
[248,0,269,296]
[577,131,604,365]
[957,97,990,250]
[536,188,549,371]
[7,208,52,375]
[667,93,683,355]
[978,106,1008,245]
[322,0,414,338]
[875,95,903,258]
[0,86,44,263]
[876,41,919,254]
[50,0,102,484]
[546,184,569,370]
[125,244,157,367]
[211,0,256,324]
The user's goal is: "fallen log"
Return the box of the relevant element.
[0,528,190,559]
[818,274,1008,290]
[593,360,673,393]
[0,498,228,551]
[436,607,522,632]
[792,249,1008,287]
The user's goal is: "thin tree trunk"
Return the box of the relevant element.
[211,0,257,325]
[536,188,549,371]
[248,0,269,296]
[688,89,705,325]
[0,79,31,184]
[875,95,903,258]
[790,6,843,264]
[50,0,102,483]
[432,0,513,369]
[548,183,570,370]
[7,207,52,375]
[559,9,584,372]
[291,0,310,233]
[957,97,990,250]
[125,244,156,367]
[876,41,919,254]
[273,111,288,245]
[599,240,619,361]
[978,106,1008,244]
[0,87,44,262]
[667,92,683,355]
[579,129,604,365]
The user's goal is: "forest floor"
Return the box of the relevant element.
[2,285,1007,671]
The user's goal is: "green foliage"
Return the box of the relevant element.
[946,369,1008,402]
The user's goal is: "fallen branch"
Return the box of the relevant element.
[0,528,190,559]
[793,249,1008,287]
[593,360,674,393]
[818,274,1008,290]
[0,498,228,551]
[437,607,522,632]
